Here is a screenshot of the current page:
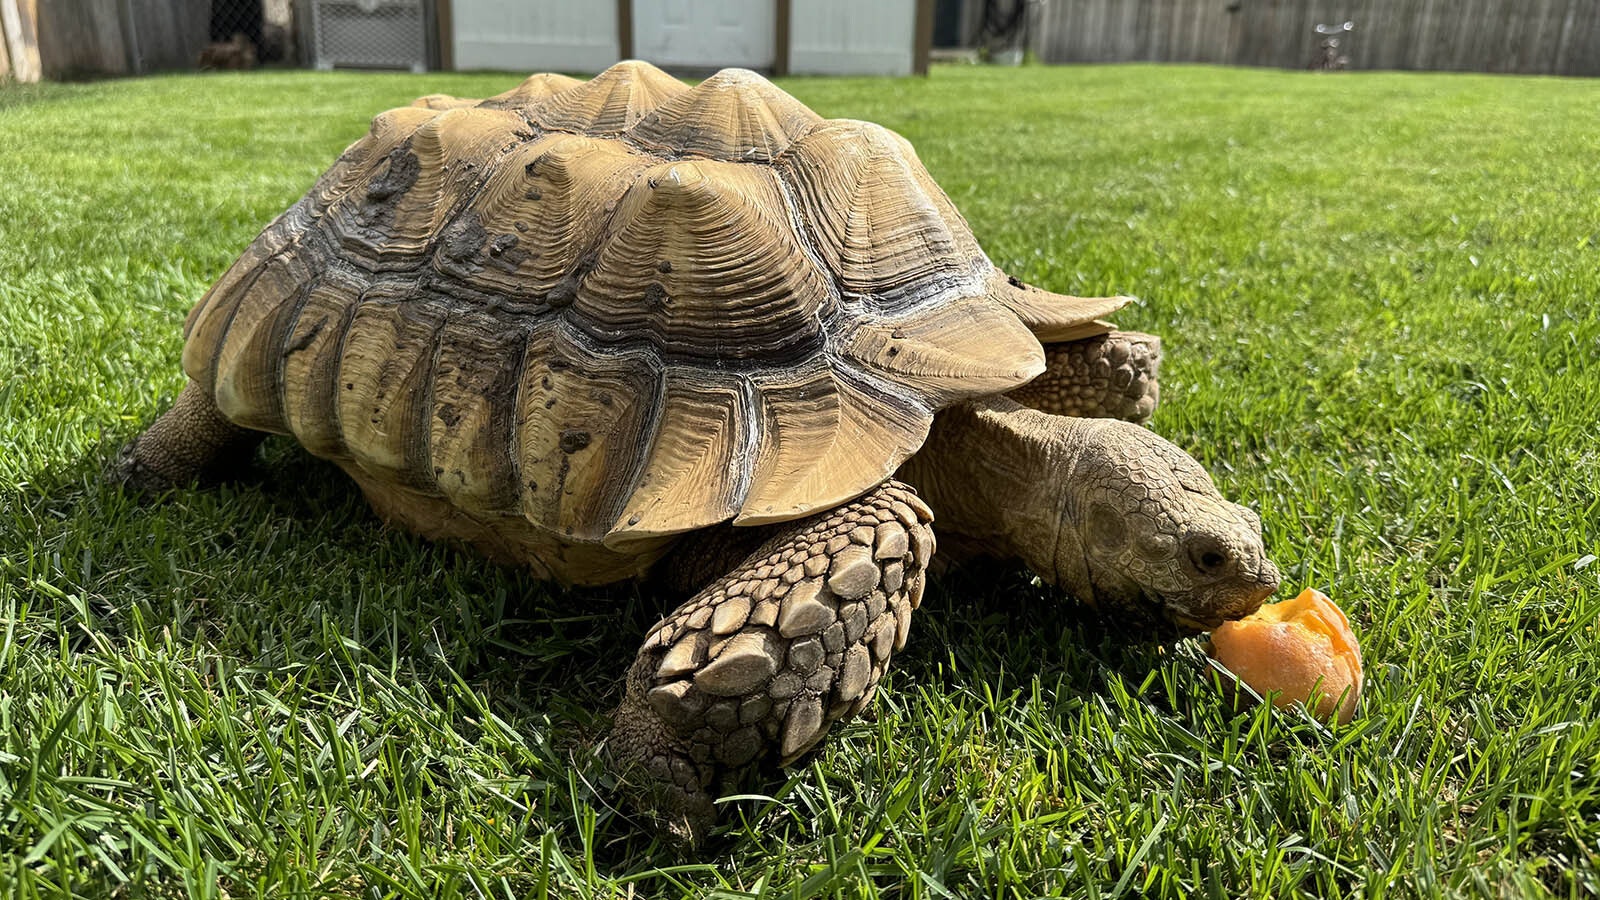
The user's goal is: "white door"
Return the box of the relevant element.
[789,0,916,76]
[453,0,619,73]
[632,0,775,70]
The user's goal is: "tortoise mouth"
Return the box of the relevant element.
[1162,578,1279,632]
[1171,611,1227,631]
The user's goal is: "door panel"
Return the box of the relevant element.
[633,0,775,70]
[453,0,618,73]
[789,0,916,75]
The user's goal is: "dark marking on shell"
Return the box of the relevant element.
[643,282,669,309]
[282,315,326,356]
[366,148,420,202]
[442,214,487,262]
[486,234,530,273]
[559,429,591,453]
[548,274,579,308]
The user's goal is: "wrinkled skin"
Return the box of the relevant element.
[899,398,1280,632]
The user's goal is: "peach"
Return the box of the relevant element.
[1208,588,1363,724]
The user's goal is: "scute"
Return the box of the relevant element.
[435,133,652,300]
[534,60,689,133]
[573,159,834,360]
[477,72,585,111]
[180,60,1128,568]
[782,120,974,306]
[630,68,820,162]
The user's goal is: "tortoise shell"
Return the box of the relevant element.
[180,61,1125,549]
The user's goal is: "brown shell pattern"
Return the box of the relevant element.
[180,61,1127,546]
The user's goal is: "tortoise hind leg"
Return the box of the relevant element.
[111,380,264,493]
[1007,331,1161,424]
[609,480,935,843]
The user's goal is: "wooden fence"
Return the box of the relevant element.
[1035,0,1600,76]
[1,0,40,81]
[35,0,210,77]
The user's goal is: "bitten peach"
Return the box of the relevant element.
[1208,588,1363,724]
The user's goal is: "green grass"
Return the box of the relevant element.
[2,63,1598,898]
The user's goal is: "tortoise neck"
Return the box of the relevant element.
[897,397,1094,595]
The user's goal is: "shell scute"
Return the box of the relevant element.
[629,68,820,162]
[573,159,834,360]
[322,107,526,268]
[608,375,753,541]
[429,309,530,512]
[534,60,688,134]
[336,293,451,489]
[515,326,661,540]
[435,133,650,300]
[210,251,322,432]
[781,120,976,306]
[477,72,585,111]
[281,268,366,459]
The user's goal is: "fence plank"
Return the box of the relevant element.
[128,0,209,72]
[35,0,128,76]
[1036,0,1600,75]
[0,0,40,82]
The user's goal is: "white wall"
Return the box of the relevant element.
[633,0,775,70]
[449,0,918,77]
[789,0,916,76]
[453,0,618,73]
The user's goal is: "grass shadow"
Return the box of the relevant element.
[10,434,706,859]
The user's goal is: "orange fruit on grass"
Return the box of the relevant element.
[1208,588,1363,724]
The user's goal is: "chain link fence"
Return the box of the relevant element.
[305,0,431,72]
[204,0,432,72]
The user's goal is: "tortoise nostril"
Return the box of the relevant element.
[1187,536,1233,577]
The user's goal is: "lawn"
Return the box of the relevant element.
[1,63,1597,898]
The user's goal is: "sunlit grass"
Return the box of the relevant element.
[1,64,1597,897]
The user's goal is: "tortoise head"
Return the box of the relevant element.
[901,398,1279,632]
[1059,419,1280,629]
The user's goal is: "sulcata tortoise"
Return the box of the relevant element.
[116,61,1281,838]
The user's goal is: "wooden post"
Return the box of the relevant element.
[433,0,452,70]
[913,0,933,74]
[773,0,789,76]
[0,0,40,82]
[617,0,632,60]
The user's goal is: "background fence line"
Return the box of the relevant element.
[1035,0,1600,76]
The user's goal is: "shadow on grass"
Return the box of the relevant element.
[12,437,709,859]
[904,557,1202,696]
[12,434,1215,862]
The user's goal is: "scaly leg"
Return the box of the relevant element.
[1007,331,1161,424]
[110,380,264,492]
[609,480,936,842]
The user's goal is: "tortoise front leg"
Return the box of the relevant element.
[1007,331,1161,424]
[111,380,264,492]
[609,480,935,842]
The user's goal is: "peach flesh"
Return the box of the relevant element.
[1208,588,1363,724]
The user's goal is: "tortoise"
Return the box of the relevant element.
[115,61,1281,838]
